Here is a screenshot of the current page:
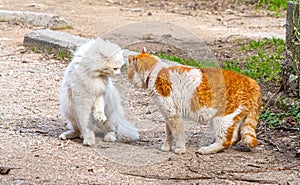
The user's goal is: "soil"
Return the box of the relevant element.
[0,0,299,184]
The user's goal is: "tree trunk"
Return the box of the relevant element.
[282,2,300,98]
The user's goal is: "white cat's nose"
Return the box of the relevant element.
[113,68,121,75]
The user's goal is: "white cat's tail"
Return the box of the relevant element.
[105,80,139,141]
[66,122,73,130]
[116,118,139,141]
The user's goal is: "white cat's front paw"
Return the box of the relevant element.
[93,111,107,123]
[83,133,96,146]
[59,133,67,140]
[59,130,80,140]
[104,132,117,142]
[83,138,95,146]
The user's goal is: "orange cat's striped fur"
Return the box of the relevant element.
[128,48,262,155]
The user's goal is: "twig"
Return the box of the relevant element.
[261,138,282,152]
[186,165,199,174]
[221,163,300,174]
[120,172,212,180]
[270,163,300,171]
[226,17,243,22]
[0,167,11,175]
[233,14,266,18]
[0,166,21,175]
[275,126,300,132]
[120,172,277,184]
[178,151,194,161]
[0,53,15,57]
[229,177,277,184]
[225,34,241,42]
[263,83,283,109]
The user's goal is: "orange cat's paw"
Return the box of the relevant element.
[160,144,171,152]
[198,143,223,155]
[174,147,186,154]
[198,147,212,155]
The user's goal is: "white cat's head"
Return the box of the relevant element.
[100,49,124,76]
[76,39,125,77]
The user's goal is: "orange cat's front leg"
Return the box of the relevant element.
[160,124,173,152]
[164,115,186,154]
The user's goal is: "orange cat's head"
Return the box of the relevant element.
[128,48,158,88]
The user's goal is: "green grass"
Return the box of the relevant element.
[223,37,285,83]
[157,38,285,83]
[157,54,219,68]
[55,50,71,60]
[31,46,40,53]
[31,46,70,61]
[157,38,285,84]
[258,0,287,11]
[260,103,300,128]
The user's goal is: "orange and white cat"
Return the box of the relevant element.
[127,48,261,154]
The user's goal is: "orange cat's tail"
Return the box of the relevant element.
[240,92,261,149]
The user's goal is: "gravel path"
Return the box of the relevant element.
[1,1,299,184]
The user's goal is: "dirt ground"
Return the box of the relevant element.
[1,0,300,184]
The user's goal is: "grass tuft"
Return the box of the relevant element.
[223,37,285,83]
[257,0,287,11]
[260,103,300,128]
[157,54,219,68]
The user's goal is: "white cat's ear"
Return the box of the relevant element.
[141,47,147,54]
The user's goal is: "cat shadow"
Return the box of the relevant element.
[10,117,67,139]
[13,117,252,158]
[11,117,141,147]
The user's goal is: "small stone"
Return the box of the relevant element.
[120,8,143,12]
[0,10,72,28]
[88,168,94,173]
[54,75,61,81]
[14,180,27,185]
[0,166,11,175]
[162,34,172,38]
[8,70,14,76]
[23,29,89,57]
[226,9,234,14]
[142,34,154,40]
[296,149,300,158]
[147,11,152,16]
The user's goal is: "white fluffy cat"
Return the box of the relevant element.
[59,38,139,146]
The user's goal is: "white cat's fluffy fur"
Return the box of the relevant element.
[59,39,139,146]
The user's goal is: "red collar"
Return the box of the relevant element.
[146,63,157,88]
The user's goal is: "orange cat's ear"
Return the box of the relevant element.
[128,55,136,66]
[128,55,135,63]
[141,47,147,54]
